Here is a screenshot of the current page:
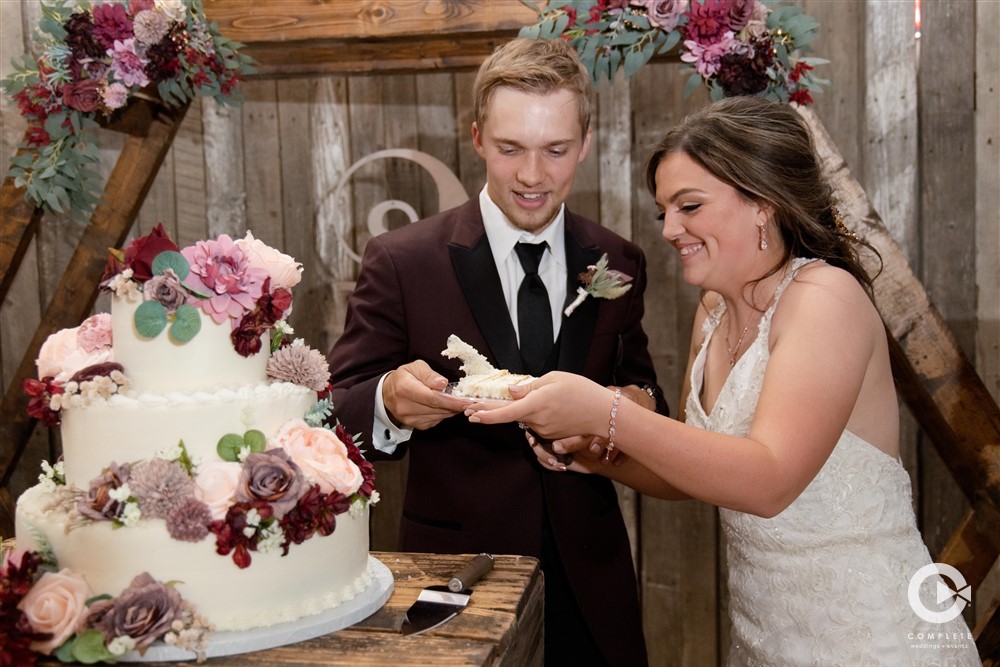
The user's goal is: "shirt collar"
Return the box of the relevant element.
[479,186,566,268]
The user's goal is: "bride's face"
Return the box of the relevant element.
[653,152,769,294]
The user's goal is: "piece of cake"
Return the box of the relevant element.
[8,225,385,663]
[441,334,534,400]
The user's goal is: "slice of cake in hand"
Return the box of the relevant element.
[441,334,534,400]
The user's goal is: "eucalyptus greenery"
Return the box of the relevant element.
[2,0,255,222]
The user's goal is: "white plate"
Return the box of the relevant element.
[440,382,514,405]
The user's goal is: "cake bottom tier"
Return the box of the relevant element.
[16,485,371,632]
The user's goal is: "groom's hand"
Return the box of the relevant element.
[383,360,472,431]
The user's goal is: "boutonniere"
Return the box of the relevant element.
[564,254,633,317]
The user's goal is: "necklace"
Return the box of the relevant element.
[725,308,756,367]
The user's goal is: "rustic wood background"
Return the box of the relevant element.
[1,1,997,664]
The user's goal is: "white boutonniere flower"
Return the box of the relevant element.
[564,253,633,316]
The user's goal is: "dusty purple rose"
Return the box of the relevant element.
[89,572,182,651]
[142,268,187,312]
[62,79,102,113]
[236,449,306,519]
[728,0,757,32]
[77,462,131,522]
[639,0,687,33]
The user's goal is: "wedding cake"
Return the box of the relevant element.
[7,226,382,663]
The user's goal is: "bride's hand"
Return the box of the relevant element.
[466,371,611,441]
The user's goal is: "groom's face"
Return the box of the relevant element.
[472,86,592,234]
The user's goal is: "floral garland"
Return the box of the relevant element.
[519,0,828,104]
[1,0,256,221]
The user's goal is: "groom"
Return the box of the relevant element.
[327,38,666,667]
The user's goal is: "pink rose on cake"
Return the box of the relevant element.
[16,569,92,655]
[193,460,243,521]
[236,231,303,291]
[181,234,269,328]
[37,314,113,382]
[273,419,363,496]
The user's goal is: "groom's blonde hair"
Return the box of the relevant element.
[473,37,593,140]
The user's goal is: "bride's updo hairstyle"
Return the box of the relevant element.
[644,96,879,299]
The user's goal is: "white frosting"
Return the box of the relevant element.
[59,382,315,486]
[441,334,497,376]
[16,486,371,631]
[112,293,268,393]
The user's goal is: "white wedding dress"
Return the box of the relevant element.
[685,258,982,667]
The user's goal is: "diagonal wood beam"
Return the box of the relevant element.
[0,98,189,489]
[0,149,44,302]
[801,106,1000,530]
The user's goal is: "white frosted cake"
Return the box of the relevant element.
[441,334,534,400]
[9,226,381,662]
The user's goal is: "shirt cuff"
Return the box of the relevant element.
[373,373,413,454]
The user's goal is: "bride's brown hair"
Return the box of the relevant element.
[644,96,880,300]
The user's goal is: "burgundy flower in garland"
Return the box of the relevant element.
[91,2,134,50]
[64,12,106,61]
[684,0,732,43]
[716,38,774,96]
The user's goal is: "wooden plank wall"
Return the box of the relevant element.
[1,1,997,663]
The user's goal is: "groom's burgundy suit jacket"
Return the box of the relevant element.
[328,198,662,666]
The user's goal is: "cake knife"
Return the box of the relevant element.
[400,553,495,636]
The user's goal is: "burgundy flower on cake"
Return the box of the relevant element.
[209,500,275,569]
[23,377,64,427]
[1,550,50,666]
[182,234,269,328]
[104,223,180,284]
[279,484,351,554]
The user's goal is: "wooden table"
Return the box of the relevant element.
[140,552,543,666]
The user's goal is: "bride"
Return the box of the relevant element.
[468,96,983,665]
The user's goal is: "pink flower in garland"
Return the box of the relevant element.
[109,38,150,88]
[681,32,736,78]
[182,235,269,328]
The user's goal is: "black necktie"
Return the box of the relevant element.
[515,242,553,376]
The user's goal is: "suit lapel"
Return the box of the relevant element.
[448,202,523,373]
[558,216,602,375]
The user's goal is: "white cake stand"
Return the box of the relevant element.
[119,556,394,662]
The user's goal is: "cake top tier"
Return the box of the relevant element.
[26,225,333,423]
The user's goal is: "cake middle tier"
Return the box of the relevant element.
[59,382,316,486]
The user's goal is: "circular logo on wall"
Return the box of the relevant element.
[908,563,971,624]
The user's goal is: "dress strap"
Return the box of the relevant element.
[760,257,820,330]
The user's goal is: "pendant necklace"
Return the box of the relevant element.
[725,309,756,367]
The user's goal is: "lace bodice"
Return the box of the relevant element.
[685,259,981,666]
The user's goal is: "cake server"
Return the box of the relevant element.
[401,553,495,636]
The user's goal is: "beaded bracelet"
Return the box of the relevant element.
[603,388,622,463]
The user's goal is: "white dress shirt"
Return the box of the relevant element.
[372,186,569,453]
